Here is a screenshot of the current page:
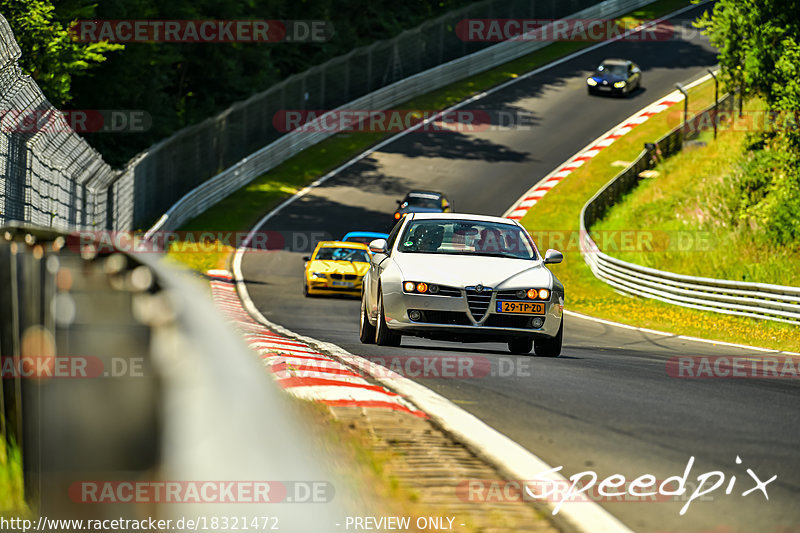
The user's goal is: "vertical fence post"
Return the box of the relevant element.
[708,69,718,139]
[675,83,688,141]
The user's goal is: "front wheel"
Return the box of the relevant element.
[534,320,563,357]
[359,293,376,344]
[375,291,401,346]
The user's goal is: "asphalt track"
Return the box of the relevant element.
[241,6,800,532]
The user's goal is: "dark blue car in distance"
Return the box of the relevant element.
[586,59,642,97]
[392,190,453,223]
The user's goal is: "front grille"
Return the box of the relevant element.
[465,288,492,321]
[484,314,533,328]
[497,290,527,301]
[330,273,358,280]
[410,310,471,325]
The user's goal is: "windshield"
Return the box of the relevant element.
[314,247,370,262]
[403,194,443,209]
[597,64,627,77]
[397,220,538,260]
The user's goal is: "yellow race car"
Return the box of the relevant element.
[302,241,372,297]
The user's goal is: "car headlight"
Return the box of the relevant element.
[586,78,598,86]
[614,81,626,88]
[310,272,327,279]
[525,288,550,300]
[403,281,439,294]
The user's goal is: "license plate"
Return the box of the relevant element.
[496,301,545,314]
[598,86,611,91]
[331,281,354,287]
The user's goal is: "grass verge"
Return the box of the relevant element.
[166,0,691,273]
[1,437,27,517]
[520,79,800,352]
[592,97,800,286]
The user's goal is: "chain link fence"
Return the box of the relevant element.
[3,0,624,231]
[0,16,116,231]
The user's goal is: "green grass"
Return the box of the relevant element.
[0,437,27,517]
[520,80,800,352]
[167,0,691,274]
[592,97,800,286]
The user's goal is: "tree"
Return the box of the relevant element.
[1,0,123,107]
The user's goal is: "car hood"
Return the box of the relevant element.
[393,253,552,288]
[308,260,370,275]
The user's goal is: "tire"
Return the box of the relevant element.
[359,292,376,344]
[507,337,533,354]
[302,281,309,297]
[534,320,563,357]
[375,290,401,346]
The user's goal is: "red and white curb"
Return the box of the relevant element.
[504,93,685,220]
[206,269,427,418]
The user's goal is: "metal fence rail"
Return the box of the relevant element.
[0,224,345,529]
[580,93,800,325]
[0,16,116,231]
[146,0,655,235]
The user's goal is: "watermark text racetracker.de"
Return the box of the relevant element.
[0,109,151,133]
[667,356,800,379]
[70,480,333,504]
[70,20,333,43]
[272,109,535,133]
[454,18,703,42]
[269,355,533,380]
[1,356,144,379]
[68,230,335,254]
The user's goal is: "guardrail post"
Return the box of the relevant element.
[707,69,718,139]
[675,83,688,141]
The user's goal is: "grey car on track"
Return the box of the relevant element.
[359,213,564,355]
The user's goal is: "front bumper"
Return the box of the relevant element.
[380,283,563,340]
[308,277,363,296]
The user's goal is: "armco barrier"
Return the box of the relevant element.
[146,0,658,236]
[0,224,343,529]
[580,94,800,325]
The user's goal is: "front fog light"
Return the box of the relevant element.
[409,310,422,321]
[516,289,527,299]
[428,284,439,294]
[530,317,544,328]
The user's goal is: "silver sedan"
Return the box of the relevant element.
[359,213,564,356]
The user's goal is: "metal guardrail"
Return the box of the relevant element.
[146,0,657,235]
[580,93,800,325]
[0,224,343,529]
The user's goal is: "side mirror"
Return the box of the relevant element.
[302,256,310,262]
[368,238,388,255]
[543,249,563,264]
[396,199,402,205]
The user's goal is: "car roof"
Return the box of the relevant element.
[408,212,521,225]
[406,190,444,198]
[343,231,389,238]
[600,59,629,66]
[315,240,370,249]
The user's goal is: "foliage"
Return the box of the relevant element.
[5,0,481,166]
[695,0,800,246]
[1,0,123,107]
